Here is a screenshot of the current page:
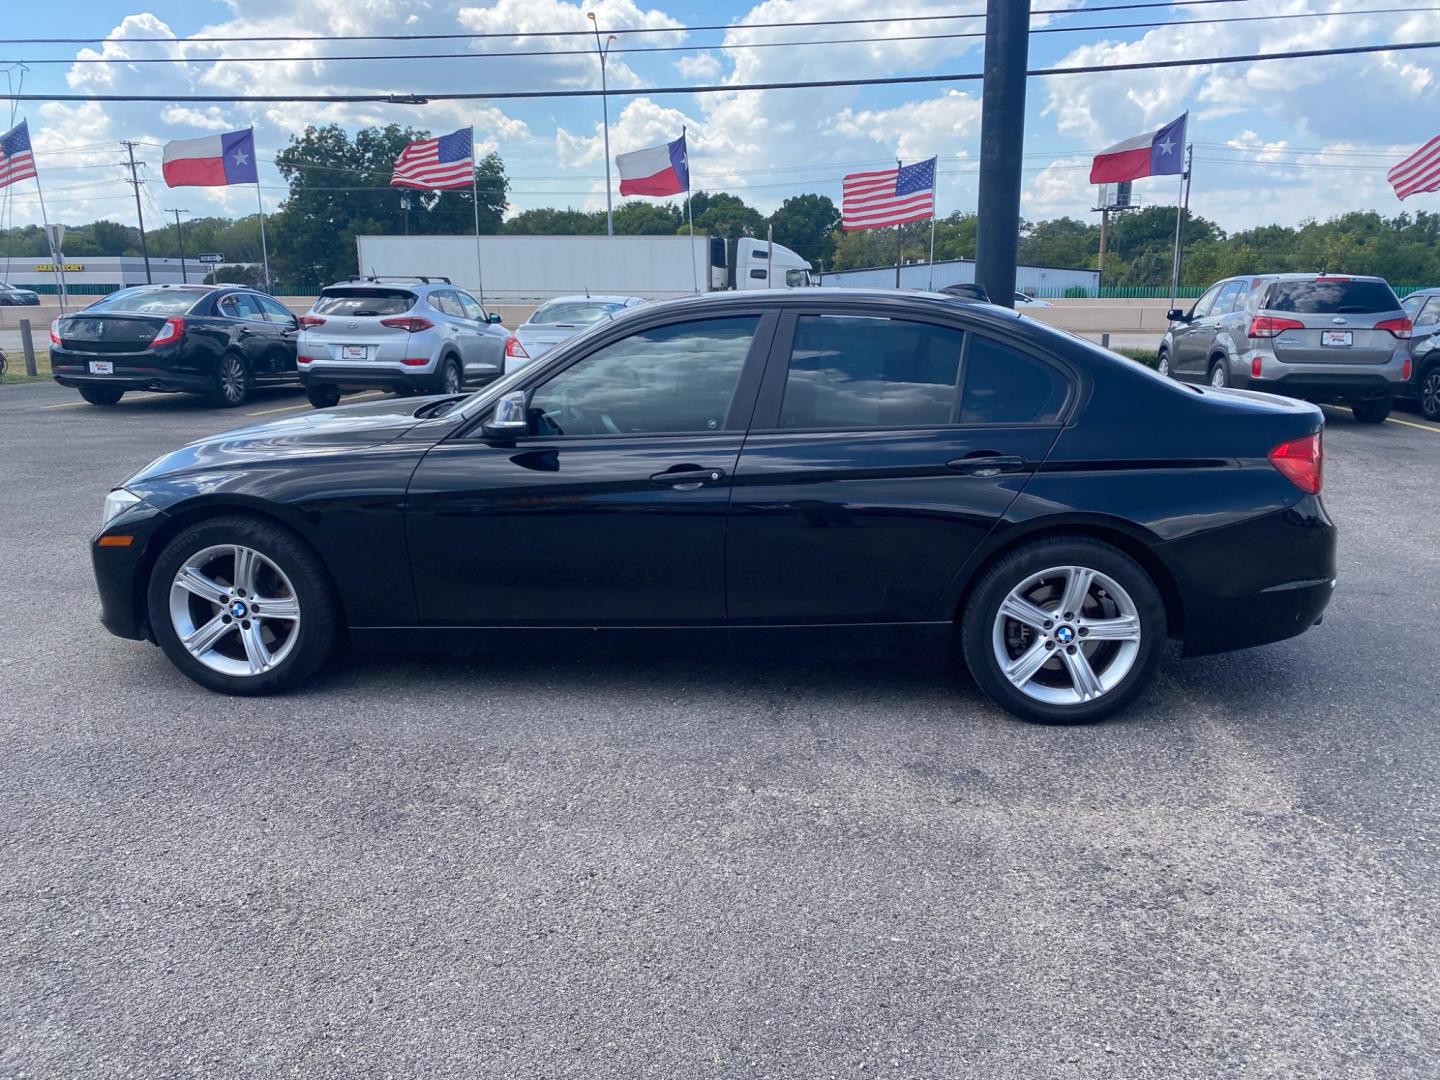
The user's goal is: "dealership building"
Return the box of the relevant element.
[0,255,206,296]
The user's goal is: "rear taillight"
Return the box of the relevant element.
[1269,432,1323,495]
[50,318,62,346]
[505,335,528,358]
[380,316,433,333]
[297,315,326,329]
[1375,316,1412,339]
[1248,316,1305,339]
[149,317,184,348]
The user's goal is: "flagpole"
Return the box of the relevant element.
[254,182,271,291]
[928,159,938,291]
[470,129,486,306]
[683,127,698,295]
[1169,143,1192,313]
[32,170,67,313]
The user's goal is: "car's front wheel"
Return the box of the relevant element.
[1350,397,1392,424]
[1156,348,1170,378]
[1421,366,1440,422]
[147,515,340,695]
[962,537,1166,724]
[79,386,125,406]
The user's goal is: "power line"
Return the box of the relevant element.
[2,37,1434,103]
[9,5,1418,67]
[0,1,1249,46]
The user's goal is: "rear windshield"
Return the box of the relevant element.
[1264,279,1399,315]
[86,288,208,315]
[529,300,626,326]
[314,289,416,317]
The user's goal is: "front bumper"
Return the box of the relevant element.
[91,498,172,641]
[1162,497,1337,656]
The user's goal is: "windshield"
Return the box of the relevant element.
[314,289,416,317]
[528,300,625,326]
[85,288,208,315]
[1264,279,1399,315]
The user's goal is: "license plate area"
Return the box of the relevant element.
[89,361,114,374]
[341,345,368,360]
[1321,330,1352,347]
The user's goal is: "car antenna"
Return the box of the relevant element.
[585,285,590,298]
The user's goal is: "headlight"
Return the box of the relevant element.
[101,488,142,528]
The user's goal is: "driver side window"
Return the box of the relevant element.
[527,316,759,437]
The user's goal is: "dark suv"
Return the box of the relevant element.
[50,284,300,408]
[1158,274,1411,422]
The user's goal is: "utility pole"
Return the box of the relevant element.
[588,12,617,237]
[974,0,1031,309]
[400,191,411,236]
[164,207,190,283]
[120,140,151,284]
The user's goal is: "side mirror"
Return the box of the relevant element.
[487,312,503,325]
[1167,308,1188,323]
[482,390,528,440]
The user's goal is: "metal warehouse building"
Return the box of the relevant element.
[0,256,196,296]
[818,258,1100,298]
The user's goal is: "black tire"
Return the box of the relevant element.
[147,515,340,696]
[79,385,125,406]
[1156,348,1171,378]
[1351,397,1392,424]
[434,356,462,396]
[1208,359,1229,389]
[306,383,342,409]
[961,536,1167,724]
[208,352,250,408]
[1417,366,1440,421]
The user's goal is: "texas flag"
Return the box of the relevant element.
[162,128,259,187]
[1089,113,1187,185]
[616,130,689,197]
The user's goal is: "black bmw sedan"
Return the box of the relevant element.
[90,289,1335,723]
[51,283,300,408]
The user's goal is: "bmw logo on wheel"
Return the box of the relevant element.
[1056,625,1075,645]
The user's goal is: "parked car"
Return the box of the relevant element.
[1400,288,1440,420]
[939,283,1051,308]
[506,294,646,375]
[1014,293,1053,308]
[1157,273,1412,422]
[297,276,507,408]
[50,283,300,407]
[0,280,40,305]
[91,290,1335,724]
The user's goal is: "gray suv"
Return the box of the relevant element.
[1400,288,1440,421]
[1158,273,1412,422]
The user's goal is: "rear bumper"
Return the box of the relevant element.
[1160,497,1336,656]
[300,364,437,390]
[51,345,211,394]
[1240,371,1400,402]
[53,371,212,394]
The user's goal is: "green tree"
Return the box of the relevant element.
[1019,217,1097,269]
[503,207,605,234]
[765,194,839,268]
[688,191,765,239]
[613,201,684,234]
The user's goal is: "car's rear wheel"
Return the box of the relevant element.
[208,352,250,408]
[1209,359,1229,388]
[435,356,462,395]
[1421,366,1440,421]
[147,515,339,695]
[1350,397,1392,424]
[306,383,342,409]
[1156,349,1170,378]
[79,385,125,406]
[962,537,1166,724]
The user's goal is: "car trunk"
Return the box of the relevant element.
[56,313,170,355]
[1262,278,1403,366]
[514,324,582,358]
[306,289,418,360]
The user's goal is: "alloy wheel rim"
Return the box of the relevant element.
[991,564,1142,706]
[444,364,460,393]
[1211,365,1226,388]
[222,357,245,402]
[169,544,301,676]
[1423,371,1440,419]
[1158,353,1169,376]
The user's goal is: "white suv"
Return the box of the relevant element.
[297,277,508,408]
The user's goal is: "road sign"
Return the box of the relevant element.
[197,253,225,264]
[43,223,65,253]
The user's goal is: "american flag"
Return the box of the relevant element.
[391,127,474,191]
[842,157,936,231]
[1389,135,1440,201]
[0,120,38,191]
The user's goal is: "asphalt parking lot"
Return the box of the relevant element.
[2,379,1438,1079]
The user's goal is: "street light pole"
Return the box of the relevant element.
[588,12,617,237]
[164,207,190,283]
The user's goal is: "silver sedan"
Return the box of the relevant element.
[506,295,646,374]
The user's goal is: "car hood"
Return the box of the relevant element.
[125,394,449,486]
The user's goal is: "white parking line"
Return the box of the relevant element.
[246,390,385,417]
[40,393,169,411]
[1328,404,1440,434]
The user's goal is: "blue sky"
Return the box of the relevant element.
[4,0,1440,233]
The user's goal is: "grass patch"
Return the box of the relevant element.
[1114,347,1160,369]
[0,349,52,384]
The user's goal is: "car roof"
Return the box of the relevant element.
[1246,273,1391,283]
[632,287,1026,328]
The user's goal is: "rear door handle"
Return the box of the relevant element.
[946,454,1026,478]
[650,466,727,490]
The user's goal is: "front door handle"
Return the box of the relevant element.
[947,453,1026,478]
[650,466,727,491]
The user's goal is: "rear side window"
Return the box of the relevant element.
[959,337,1068,425]
[779,315,964,429]
[1264,279,1400,315]
[313,289,415,317]
[87,288,206,315]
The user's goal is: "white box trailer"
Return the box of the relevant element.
[354,234,812,302]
